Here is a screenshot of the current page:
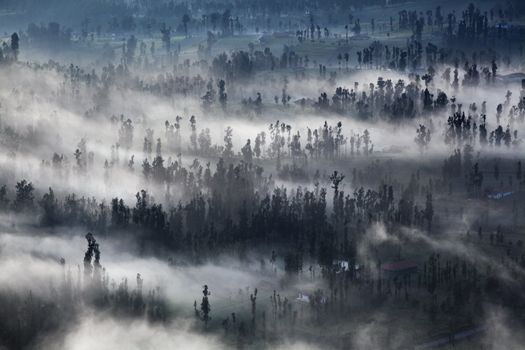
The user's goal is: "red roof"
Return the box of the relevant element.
[382,260,417,271]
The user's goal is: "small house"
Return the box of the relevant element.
[381,260,417,278]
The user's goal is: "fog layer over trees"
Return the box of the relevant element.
[1,0,525,349]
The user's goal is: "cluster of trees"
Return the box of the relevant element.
[443,3,525,48]
[3,157,439,264]
[444,112,520,148]
[316,76,448,120]
[0,33,19,64]
[0,232,168,349]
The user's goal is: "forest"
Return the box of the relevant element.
[0,0,525,349]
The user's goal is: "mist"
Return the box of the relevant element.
[1,0,525,349]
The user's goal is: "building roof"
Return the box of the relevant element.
[487,191,514,200]
[382,260,417,272]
